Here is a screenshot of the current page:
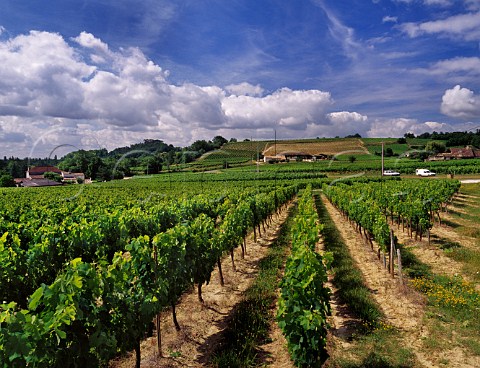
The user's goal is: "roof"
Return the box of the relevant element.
[20,178,63,187]
[279,151,312,157]
[449,148,480,158]
[28,166,62,175]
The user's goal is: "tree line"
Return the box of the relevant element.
[0,136,232,185]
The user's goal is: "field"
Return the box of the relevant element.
[1,158,480,367]
[262,138,368,156]
[193,138,374,171]
[190,137,480,176]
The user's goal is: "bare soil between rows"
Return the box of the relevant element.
[110,204,294,368]
[322,195,480,368]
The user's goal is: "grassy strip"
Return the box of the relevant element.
[314,194,382,328]
[210,204,296,368]
[440,184,480,282]
[315,194,419,368]
[396,240,480,360]
[435,238,480,282]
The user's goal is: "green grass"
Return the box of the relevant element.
[398,238,480,359]
[210,204,295,368]
[439,183,480,282]
[314,194,383,328]
[315,193,419,367]
[325,329,418,368]
[410,275,480,357]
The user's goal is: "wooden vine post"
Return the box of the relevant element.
[389,229,395,278]
[153,247,162,357]
[397,249,403,285]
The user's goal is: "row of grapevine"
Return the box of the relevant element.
[0,194,221,308]
[0,181,299,308]
[323,179,460,249]
[277,186,332,367]
[323,182,391,252]
[0,185,297,367]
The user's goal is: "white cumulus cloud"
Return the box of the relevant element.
[0,30,338,156]
[225,82,264,97]
[327,111,368,124]
[441,85,480,118]
[222,88,333,129]
[367,118,448,137]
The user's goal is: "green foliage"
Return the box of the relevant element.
[212,203,293,368]
[425,141,446,154]
[43,171,63,182]
[323,179,460,251]
[277,186,331,367]
[0,179,297,366]
[0,174,15,187]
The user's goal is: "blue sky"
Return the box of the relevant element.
[1,0,480,157]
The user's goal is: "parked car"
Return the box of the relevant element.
[416,169,436,177]
[383,170,400,176]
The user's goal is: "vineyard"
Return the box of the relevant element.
[1,167,479,367]
[262,138,368,156]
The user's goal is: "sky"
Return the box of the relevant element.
[1,0,480,157]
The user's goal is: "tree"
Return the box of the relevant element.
[345,133,362,138]
[189,140,213,154]
[471,135,480,148]
[384,147,394,157]
[143,155,162,174]
[0,174,15,187]
[43,171,63,182]
[425,141,446,154]
[348,155,356,163]
[86,156,104,179]
[418,132,432,139]
[212,135,228,149]
[6,160,25,178]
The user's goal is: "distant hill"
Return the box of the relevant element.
[262,138,368,156]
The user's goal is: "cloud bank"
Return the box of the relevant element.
[0,30,340,155]
[0,29,471,157]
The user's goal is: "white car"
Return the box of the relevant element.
[416,169,436,177]
[383,170,400,176]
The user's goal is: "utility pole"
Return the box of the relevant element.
[274,129,277,157]
[381,141,384,177]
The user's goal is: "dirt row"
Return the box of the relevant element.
[110,203,294,368]
[110,190,477,367]
[324,194,477,368]
[320,196,434,367]
[393,192,480,289]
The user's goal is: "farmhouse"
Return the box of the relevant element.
[26,165,62,179]
[280,151,312,161]
[61,172,85,183]
[427,153,453,161]
[427,146,480,161]
[263,151,332,163]
[449,147,480,159]
[18,178,63,187]
[19,165,85,186]
[263,155,285,163]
